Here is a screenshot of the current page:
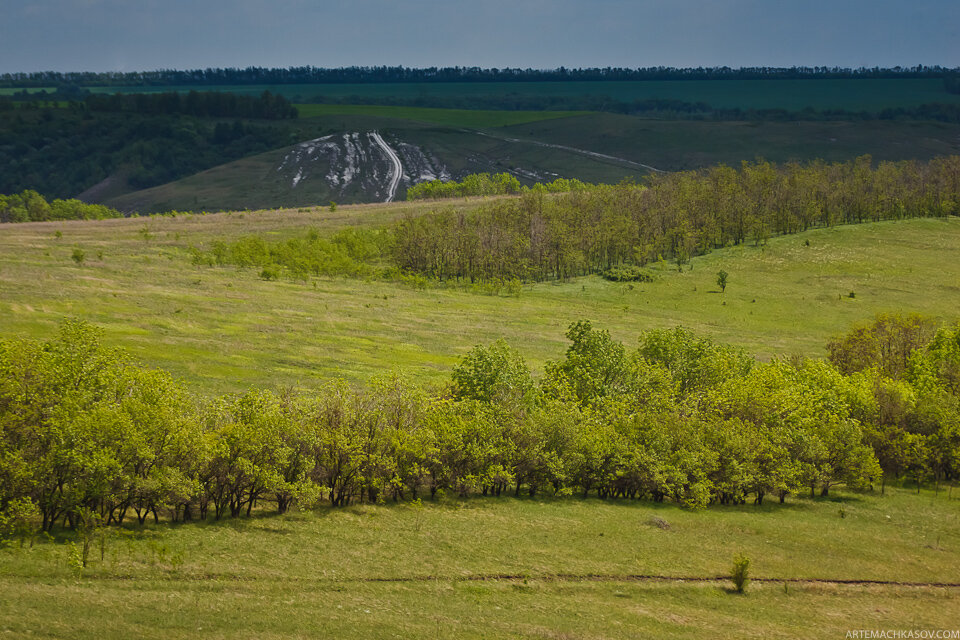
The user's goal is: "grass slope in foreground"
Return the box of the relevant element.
[1,209,960,395]
[1,487,957,638]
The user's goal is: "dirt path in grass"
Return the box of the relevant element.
[469,129,667,174]
[361,573,960,587]
[55,572,960,588]
[370,131,402,202]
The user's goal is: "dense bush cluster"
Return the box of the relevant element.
[189,228,389,279]
[2,316,958,534]
[600,265,657,283]
[406,173,589,200]
[407,173,522,200]
[393,156,960,283]
[0,190,122,223]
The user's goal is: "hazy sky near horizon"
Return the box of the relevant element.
[1,0,958,73]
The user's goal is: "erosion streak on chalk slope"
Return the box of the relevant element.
[371,131,402,202]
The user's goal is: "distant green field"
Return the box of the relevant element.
[2,206,959,395]
[295,103,589,127]
[74,78,960,111]
[501,113,960,170]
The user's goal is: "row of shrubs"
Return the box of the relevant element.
[2,315,959,537]
[406,172,590,200]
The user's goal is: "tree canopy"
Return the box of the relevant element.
[3,315,958,537]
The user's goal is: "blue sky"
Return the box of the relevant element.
[2,0,958,73]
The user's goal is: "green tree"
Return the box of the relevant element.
[544,321,630,404]
[451,340,536,407]
[827,313,936,379]
[717,269,728,293]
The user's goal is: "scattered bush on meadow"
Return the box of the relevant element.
[731,554,751,593]
[600,265,657,282]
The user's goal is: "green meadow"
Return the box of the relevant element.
[1,204,959,395]
[0,486,957,639]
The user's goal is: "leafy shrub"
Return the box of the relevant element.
[731,554,751,593]
[192,228,389,279]
[601,265,656,282]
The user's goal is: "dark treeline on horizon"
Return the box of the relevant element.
[2,65,958,88]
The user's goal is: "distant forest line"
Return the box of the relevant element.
[2,65,958,88]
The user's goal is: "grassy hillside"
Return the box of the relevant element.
[4,100,958,212]
[1,203,959,395]
[103,110,960,212]
[103,117,648,212]
[103,146,345,213]
[1,486,957,638]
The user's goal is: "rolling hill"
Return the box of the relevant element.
[101,110,960,213]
